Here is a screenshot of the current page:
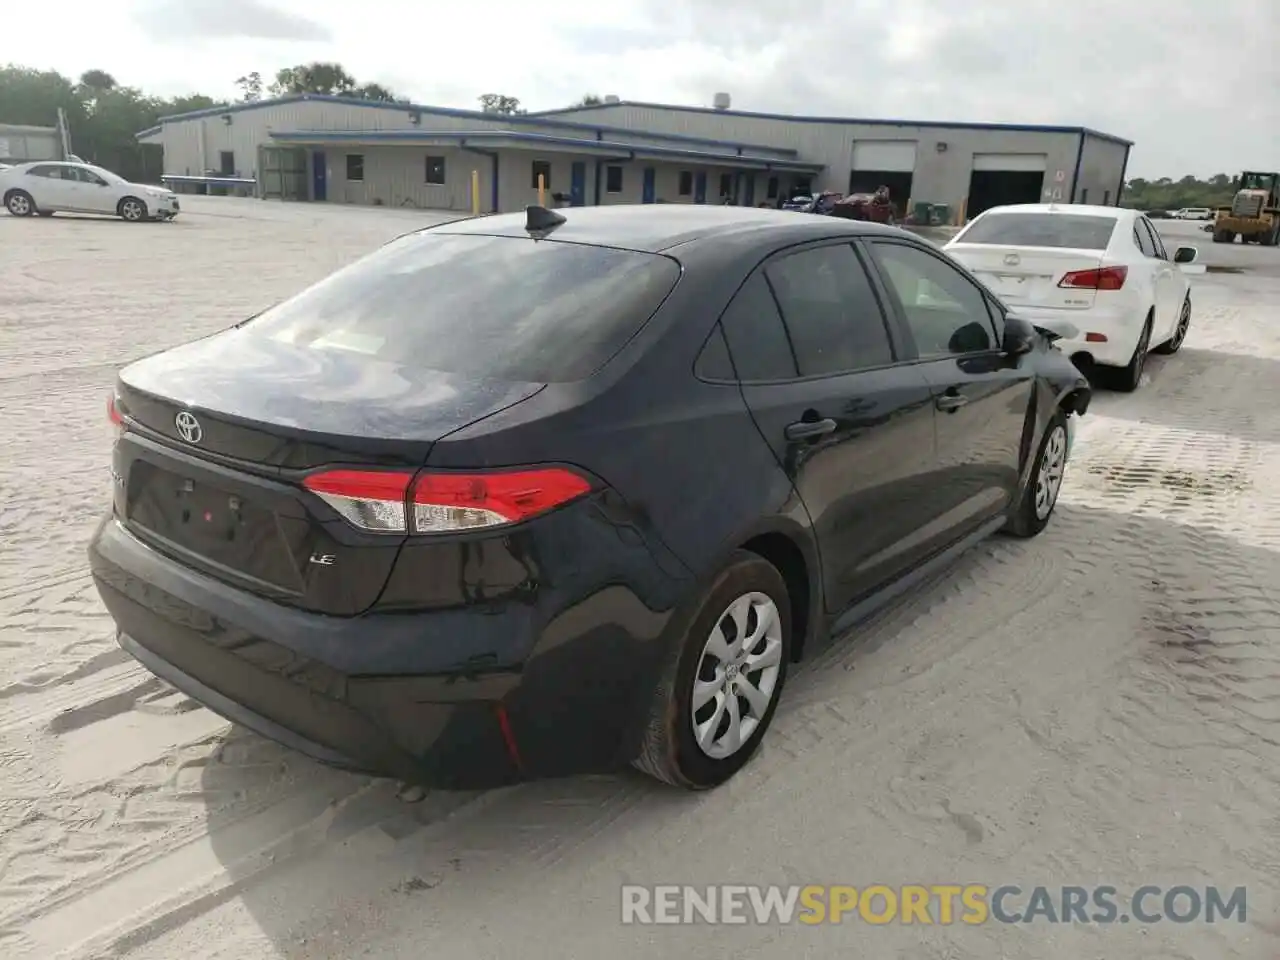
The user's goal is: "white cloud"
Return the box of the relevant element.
[1,0,1274,177]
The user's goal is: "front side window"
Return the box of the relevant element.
[871,242,997,358]
[763,243,894,377]
[242,233,680,383]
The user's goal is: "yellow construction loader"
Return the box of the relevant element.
[1212,171,1280,245]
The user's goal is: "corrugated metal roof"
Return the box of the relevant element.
[146,94,800,158]
[266,128,826,171]
[525,100,1135,147]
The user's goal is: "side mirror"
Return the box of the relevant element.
[1002,315,1037,356]
[1173,246,1198,264]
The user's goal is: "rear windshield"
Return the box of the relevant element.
[956,212,1118,250]
[242,232,681,382]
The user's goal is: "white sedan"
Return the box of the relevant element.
[944,203,1198,392]
[0,161,179,222]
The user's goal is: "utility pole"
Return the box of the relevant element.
[56,107,73,159]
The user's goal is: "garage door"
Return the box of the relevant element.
[971,153,1048,172]
[852,140,917,172]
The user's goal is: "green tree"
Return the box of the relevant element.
[352,82,402,103]
[571,94,603,107]
[479,93,525,114]
[235,71,263,103]
[1119,174,1239,211]
[270,62,357,96]
[79,69,117,92]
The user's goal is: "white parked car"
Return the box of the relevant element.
[0,161,179,222]
[944,204,1197,392]
[1172,207,1213,221]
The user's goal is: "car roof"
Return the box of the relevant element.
[428,204,906,254]
[975,203,1131,220]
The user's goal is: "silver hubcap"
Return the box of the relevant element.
[123,201,142,220]
[1035,425,1068,520]
[691,592,783,760]
[10,195,29,215]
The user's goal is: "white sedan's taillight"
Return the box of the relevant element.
[302,467,593,534]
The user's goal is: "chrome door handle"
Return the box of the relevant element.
[936,394,969,412]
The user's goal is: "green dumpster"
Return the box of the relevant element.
[912,201,934,224]
[929,203,951,226]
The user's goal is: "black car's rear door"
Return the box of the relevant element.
[718,241,940,615]
[864,238,1034,544]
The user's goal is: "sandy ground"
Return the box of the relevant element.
[0,197,1277,960]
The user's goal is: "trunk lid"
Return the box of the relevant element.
[947,244,1107,310]
[113,328,544,615]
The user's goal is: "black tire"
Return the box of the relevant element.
[1003,410,1069,539]
[36,210,55,217]
[5,190,35,217]
[1115,314,1153,393]
[1153,297,1190,355]
[632,550,792,789]
[117,196,147,222]
[1212,229,1233,243]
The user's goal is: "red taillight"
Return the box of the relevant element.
[1058,265,1127,291]
[411,468,592,533]
[301,466,592,534]
[107,393,125,439]
[302,469,414,533]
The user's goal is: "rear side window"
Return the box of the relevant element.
[718,274,798,381]
[957,212,1118,250]
[243,233,680,383]
[1133,221,1157,257]
[694,325,735,380]
[764,243,893,376]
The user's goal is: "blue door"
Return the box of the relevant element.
[642,167,656,203]
[694,171,707,204]
[570,162,586,206]
[311,151,327,201]
[744,174,755,206]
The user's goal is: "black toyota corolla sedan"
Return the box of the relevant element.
[89,204,1090,791]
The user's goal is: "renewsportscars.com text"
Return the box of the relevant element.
[620,884,1247,926]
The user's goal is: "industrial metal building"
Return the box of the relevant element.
[0,123,63,164]
[136,94,1131,221]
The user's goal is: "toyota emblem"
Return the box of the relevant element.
[175,411,203,444]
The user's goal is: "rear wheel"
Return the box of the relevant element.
[36,210,55,217]
[1153,297,1190,355]
[1115,314,1153,393]
[633,551,791,789]
[5,190,34,217]
[1212,229,1234,243]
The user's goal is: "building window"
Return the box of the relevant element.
[425,155,446,185]
[794,177,811,195]
[719,173,733,198]
[1079,188,1089,203]
[678,171,693,196]
[1103,189,1111,205]
[531,159,552,190]
[219,151,235,175]
[766,176,779,200]
[346,154,364,182]
[605,165,624,194]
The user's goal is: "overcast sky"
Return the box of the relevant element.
[2,0,1275,178]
